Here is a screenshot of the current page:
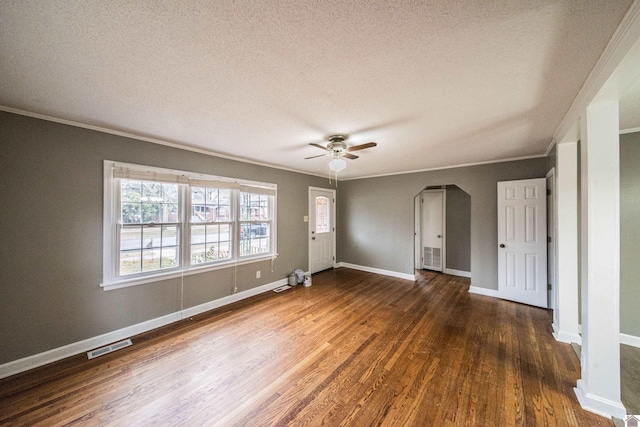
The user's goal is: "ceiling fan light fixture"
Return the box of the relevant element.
[329,158,347,172]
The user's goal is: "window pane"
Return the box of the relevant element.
[143,226,161,248]
[121,181,141,202]
[191,244,206,264]
[120,250,142,275]
[163,185,178,203]
[192,187,205,204]
[191,225,205,244]
[315,196,330,233]
[142,249,160,271]
[120,226,141,250]
[122,204,141,224]
[160,246,178,269]
[206,224,219,243]
[240,222,270,256]
[240,192,270,221]
[142,182,163,202]
[142,204,161,223]
[192,188,232,223]
[163,225,178,246]
[219,241,231,259]
[162,203,178,223]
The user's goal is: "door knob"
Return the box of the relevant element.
[437,235,442,238]
[499,244,505,248]
[312,237,315,240]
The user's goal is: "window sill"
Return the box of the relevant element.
[101,253,278,291]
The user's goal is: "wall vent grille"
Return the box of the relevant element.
[423,247,442,270]
[87,339,132,359]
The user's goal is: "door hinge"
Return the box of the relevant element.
[548,236,552,243]
[548,283,552,290]
[333,256,335,261]
[547,189,551,196]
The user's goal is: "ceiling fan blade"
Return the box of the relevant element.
[309,143,329,151]
[347,142,377,152]
[343,153,359,160]
[304,153,330,160]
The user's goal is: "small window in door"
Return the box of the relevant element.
[315,196,330,233]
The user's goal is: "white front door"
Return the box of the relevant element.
[421,190,445,272]
[497,178,547,308]
[309,187,335,274]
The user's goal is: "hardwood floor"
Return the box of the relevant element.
[621,344,640,415]
[0,268,613,426]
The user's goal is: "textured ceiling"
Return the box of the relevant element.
[0,1,634,179]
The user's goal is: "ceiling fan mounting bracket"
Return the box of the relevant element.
[326,134,348,154]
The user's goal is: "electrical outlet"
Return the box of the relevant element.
[256,270,261,279]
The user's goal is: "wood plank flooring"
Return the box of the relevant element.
[621,344,640,415]
[0,268,614,426]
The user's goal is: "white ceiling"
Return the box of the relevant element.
[0,1,635,179]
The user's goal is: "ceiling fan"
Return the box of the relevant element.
[305,134,377,171]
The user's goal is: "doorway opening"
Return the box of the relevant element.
[414,185,471,277]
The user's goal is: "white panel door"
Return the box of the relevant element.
[421,190,445,272]
[309,188,335,274]
[498,178,547,308]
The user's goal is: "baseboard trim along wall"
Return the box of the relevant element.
[468,286,500,298]
[620,333,640,348]
[336,262,416,281]
[0,278,287,380]
[443,268,471,278]
[552,322,583,345]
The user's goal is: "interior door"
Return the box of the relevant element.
[497,178,547,308]
[421,190,445,272]
[309,188,335,274]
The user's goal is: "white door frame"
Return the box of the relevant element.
[546,168,558,319]
[308,186,336,274]
[419,189,446,272]
[414,194,421,270]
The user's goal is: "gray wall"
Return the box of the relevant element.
[0,112,331,364]
[337,158,547,288]
[620,132,640,337]
[445,185,471,272]
[546,143,557,174]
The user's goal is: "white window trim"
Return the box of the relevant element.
[102,160,277,291]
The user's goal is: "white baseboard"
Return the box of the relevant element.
[443,268,471,278]
[620,332,640,348]
[575,380,627,419]
[552,322,583,345]
[468,286,500,298]
[0,278,287,380]
[336,262,416,281]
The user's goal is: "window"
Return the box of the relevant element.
[103,162,277,289]
[119,180,180,276]
[314,196,330,233]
